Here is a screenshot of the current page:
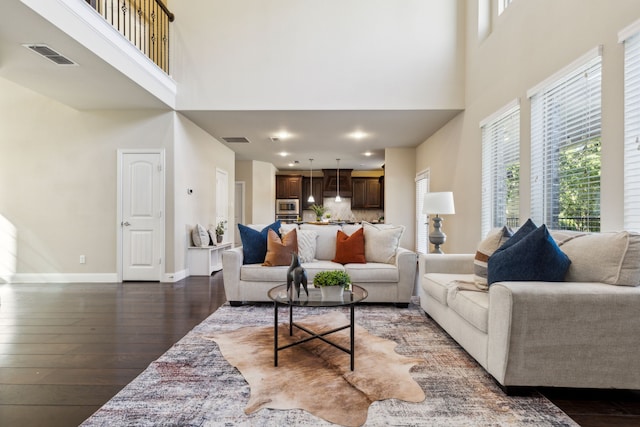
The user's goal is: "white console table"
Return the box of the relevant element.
[187,243,232,276]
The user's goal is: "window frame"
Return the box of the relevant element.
[528,47,603,232]
[620,21,640,232]
[480,99,521,237]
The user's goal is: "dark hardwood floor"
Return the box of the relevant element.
[0,274,226,426]
[0,273,638,426]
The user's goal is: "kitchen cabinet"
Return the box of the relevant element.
[276,175,302,199]
[351,177,383,209]
[302,176,324,209]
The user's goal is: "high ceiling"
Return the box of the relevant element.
[181,109,459,171]
[1,0,461,171]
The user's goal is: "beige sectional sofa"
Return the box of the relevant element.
[223,222,417,306]
[419,230,640,392]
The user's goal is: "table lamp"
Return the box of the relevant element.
[423,192,455,254]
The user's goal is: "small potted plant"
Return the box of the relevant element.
[313,270,351,299]
[310,204,326,222]
[215,220,227,244]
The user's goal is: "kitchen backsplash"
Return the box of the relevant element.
[300,198,384,223]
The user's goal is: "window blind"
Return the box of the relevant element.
[624,32,640,231]
[415,170,430,254]
[530,52,602,231]
[481,101,520,237]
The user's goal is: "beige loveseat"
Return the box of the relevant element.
[419,230,640,392]
[223,223,417,307]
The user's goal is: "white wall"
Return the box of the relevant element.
[384,148,416,250]
[416,0,640,253]
[0,77,174,280]
[252,161,277,224]
[172,0,465,110]
[172,113,236,274]
[0,77,236,282]
[234,160,277,226]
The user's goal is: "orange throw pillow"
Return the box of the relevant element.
[262,228,298,266]
[332,228,366,264]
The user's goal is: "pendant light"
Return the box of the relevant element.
[307,158,315,203]
[335,158,342,202]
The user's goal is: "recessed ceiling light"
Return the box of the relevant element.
[363,151,373,156]
[275,131,291,140]
[279,152,288,157]
[350,131,367,140]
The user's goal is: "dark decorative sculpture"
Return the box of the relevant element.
[287,252,308,298]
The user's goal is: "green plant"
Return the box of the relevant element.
[310,204,326,219]
[215,220,227,236]
[313,270,351,289]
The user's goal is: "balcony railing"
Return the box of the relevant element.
[85,0,174,74]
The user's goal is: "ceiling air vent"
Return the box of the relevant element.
[270,137,280,142]
[23,44,77,66]
[222,137,251,143]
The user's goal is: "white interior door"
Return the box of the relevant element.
[120,151,164,281]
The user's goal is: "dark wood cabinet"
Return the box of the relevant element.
[351,177,383,209]
[302,176,324,209]
[276,175,302,199]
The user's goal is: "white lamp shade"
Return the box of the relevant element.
[423,192,455,215]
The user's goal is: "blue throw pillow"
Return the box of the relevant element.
[238,221,282,264]
[494,218,538,254]
[487,224,571,285]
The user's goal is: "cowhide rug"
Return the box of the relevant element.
[208,312,425,427]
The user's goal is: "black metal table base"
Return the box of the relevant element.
[274,302,356,371]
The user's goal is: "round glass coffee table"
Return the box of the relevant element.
[267,284,368,371]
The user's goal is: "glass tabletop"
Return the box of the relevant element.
[268,284,368,307]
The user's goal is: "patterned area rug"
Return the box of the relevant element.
[81,300,578,426]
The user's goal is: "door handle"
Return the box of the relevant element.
[122,221,131,227]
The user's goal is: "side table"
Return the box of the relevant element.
[187,243,232,276]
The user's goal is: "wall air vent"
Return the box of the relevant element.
[23,44,77,66]
[222,137,251,143]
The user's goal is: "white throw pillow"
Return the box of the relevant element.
[362,221,405,264]
[297,229,318,263]
[191,223,209,247]
[557,231,640,286]
[300,224,341,260]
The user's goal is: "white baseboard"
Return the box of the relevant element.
[3,273,119,283]
[2,270,191,284]
[163,269,188,283]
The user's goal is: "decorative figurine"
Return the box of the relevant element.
[286,253,308,298]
